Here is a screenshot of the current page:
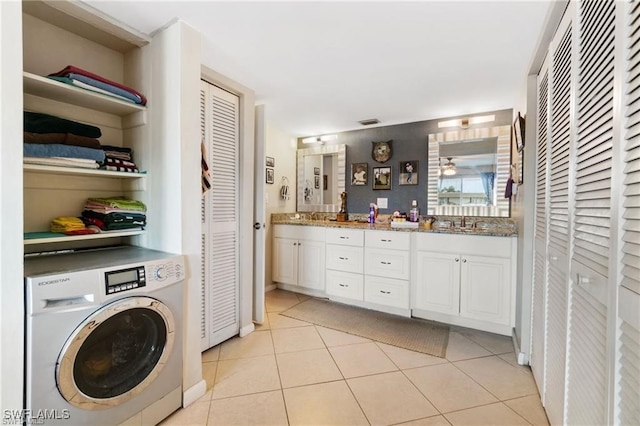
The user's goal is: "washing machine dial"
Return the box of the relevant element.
[153,265,168,281]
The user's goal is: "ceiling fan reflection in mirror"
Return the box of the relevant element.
[441,157,456,176]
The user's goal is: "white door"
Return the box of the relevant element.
[413,251,460,315]
[200,80,241,350]
[459,255,510,325]
[253,105,266,324]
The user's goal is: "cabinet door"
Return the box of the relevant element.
[459,254,510,325]
[273,237,298,285]
[413,251,460,315]
[298,240,325,290]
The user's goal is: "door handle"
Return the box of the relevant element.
[253,222,262,230]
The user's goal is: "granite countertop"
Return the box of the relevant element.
[271,213,518,237]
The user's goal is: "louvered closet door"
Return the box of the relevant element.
[531,57,550,399]
[543,14,574,426]
[200,80,240,350]
[618,2,640,424]
[566,1,615,424]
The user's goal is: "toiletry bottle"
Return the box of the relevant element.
[409,200,419,222]
[369,203,376,224]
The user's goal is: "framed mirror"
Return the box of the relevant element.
[427,125,511,217]
[297,144,346,212]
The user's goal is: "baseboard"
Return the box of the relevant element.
[512,328,529,365]
[265,284,277,292]
[183,379,206,407]
[239,322,255,337]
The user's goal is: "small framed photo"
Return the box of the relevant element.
[399,160,418,185]
[514,112,525,153]
[266,167,274,184]
[314,167,320,175]
[314,175,320,189]
[373,166,392,190]
[266,156,275,167]
[351,162,368,185]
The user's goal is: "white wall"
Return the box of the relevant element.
[0,0,24,413]
[264,122,297,289]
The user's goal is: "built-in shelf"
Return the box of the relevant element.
[24,230,145,245]
[23,72,145,116]
[23,163,147,179]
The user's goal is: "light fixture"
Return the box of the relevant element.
[442,157,456,176]
[437,114,495,129]
[302,134,338,144]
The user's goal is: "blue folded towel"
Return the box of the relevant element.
[68,73,143,105]
[24,143,105,162]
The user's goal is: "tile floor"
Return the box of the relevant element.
[161,290,549,426]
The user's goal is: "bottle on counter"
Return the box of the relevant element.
[369,203,376,224]
[409,200,420,222]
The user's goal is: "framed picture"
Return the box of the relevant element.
[313,167,320,175]
[373,166,392,190]
[266,156,275,167]
[399,160,418,185]
[266,167,274,184]
[323,174,328,190]
[314,175,320,189]
[514,112,525,153]
[351,162,368,185]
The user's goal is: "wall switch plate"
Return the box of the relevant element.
[377,198,388,209]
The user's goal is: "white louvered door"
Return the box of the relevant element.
[200,80,240,350]
[566,1,616,424]
[531,56,550,399]
[543,13,574,425]
[618,1,640,424]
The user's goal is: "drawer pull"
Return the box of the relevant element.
[381,261,391,265]
[455,258,460,262]
[339,236,350,239]
[379,290,391,295]
[462,259,467,263]
[339,257,349,260]
[381,239,391,242]
[339,283,349,287]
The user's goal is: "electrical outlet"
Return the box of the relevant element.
[377,198,388,209]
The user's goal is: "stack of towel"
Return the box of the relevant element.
[48,65,147,105]
[101,145,139,173]
[23,111,106,169]
[81,197,147,232]
[50,216,96,235]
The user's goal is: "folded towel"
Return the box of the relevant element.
[24,156,100,169]
[48,65,147,105]
[86,196,147,212]
[24,143,106,162]
[67,73,143,105]
[24,132,102,149]
[24,111,102,138]
[47,76,137,104]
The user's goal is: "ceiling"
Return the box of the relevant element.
[84,1,553,137]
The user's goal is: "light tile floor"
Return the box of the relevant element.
[161,289,549,426]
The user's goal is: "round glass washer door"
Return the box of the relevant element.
[56,296,175,410]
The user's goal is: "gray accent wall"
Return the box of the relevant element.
[298,108,513,215]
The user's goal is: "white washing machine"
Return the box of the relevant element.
[24,246,185,425]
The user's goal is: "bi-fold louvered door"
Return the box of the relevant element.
[619,1,640,424]
[200,80,240,350]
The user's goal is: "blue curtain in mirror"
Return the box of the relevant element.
[480,172,495,205]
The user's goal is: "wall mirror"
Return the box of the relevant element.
[427,125,511,217]
[297,144,346,212]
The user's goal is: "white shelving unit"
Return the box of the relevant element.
[23,163,146,179]
[24,229,145,245]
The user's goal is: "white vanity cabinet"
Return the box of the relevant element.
[364,230,411,315]
[272,225,326,294]
[412,232,516,335]
[325,228,364,302]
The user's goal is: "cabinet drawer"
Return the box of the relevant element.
[326,270,364,301]
[326,244,363,273]
[364,276,409,309]
[326,228,364,246]
[364,248,410,280]
[365,230,410,250]
[415,233,513,258]
[274,224,325,242]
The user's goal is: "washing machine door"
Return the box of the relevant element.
[56,296,175,410]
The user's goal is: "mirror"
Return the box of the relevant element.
[427,125,511,217]
[297,144,346,212]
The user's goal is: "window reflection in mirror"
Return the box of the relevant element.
[297,144,346,212]
[428,126,511,217]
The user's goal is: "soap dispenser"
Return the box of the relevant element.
[409,200,419,222]
[369,203,376,224]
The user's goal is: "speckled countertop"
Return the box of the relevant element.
[271,213,518,237]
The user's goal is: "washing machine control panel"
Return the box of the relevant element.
[104,266,146,294]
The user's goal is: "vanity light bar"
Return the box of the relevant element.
[437,114,495,129]
[302,134,338,144]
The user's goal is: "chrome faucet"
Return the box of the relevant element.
[460,216,466,228]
